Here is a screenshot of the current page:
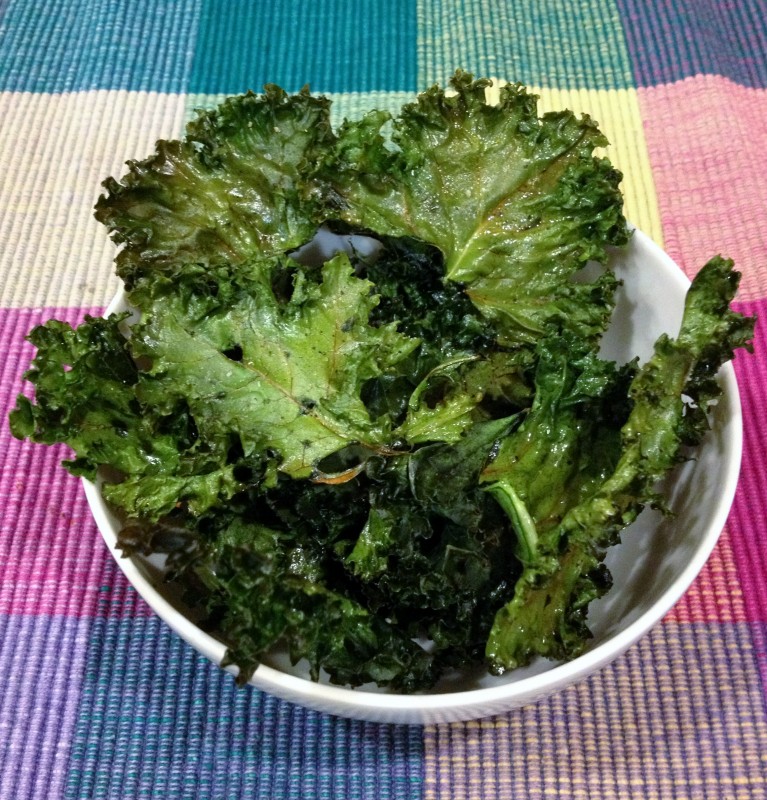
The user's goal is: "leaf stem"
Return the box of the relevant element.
[485,479,539,563]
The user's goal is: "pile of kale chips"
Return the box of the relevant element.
[11,72,755,691]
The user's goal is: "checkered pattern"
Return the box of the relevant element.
[1,1,766,797]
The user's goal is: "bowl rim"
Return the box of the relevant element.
[84,227,744,722]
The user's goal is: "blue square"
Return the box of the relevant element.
[616,0,767,88]
[64,616,424,799]
[188,0,418,95]
[0,0,199,93]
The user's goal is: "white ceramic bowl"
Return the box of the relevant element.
[83,228,743,724]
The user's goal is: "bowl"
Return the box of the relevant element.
[82,228,743,724]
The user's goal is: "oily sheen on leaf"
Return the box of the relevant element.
[95,86,335,289]
[328,71,629,344]
[133,253,419,479]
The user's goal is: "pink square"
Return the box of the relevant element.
[638,76,767,301]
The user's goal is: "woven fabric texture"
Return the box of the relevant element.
[1,1,766,798]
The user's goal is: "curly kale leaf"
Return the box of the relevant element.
[132,251,419,481]
[327,70,628,345]
[118,425,520,690]
[481,335,635,562]
[95,85,335,290]
[362,235,498,364]
[205,522,436,692]
[484,256,756,672]
[9,314,141,472]
[356,235,532,442]
[121,507,436,690]
[335,416,522,669]
[8,315,244,518]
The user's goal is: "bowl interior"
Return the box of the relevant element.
[84,228,742,723]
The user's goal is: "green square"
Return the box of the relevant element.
[418,0,634,90]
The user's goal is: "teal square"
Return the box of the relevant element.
[189,0,418,94]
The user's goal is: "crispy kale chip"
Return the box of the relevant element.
[95,86,336,290]
[9,73,756,690]
[326,71,628,346]
[484,257,755,672]
[8,315,244,517]
[133,252,420,481]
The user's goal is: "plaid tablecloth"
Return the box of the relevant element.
[1,1,766,798]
